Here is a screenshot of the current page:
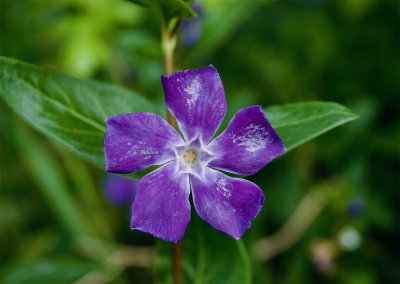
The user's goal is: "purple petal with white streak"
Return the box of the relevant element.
[207,106,286,176]
[131,162,190,242]
[104,113,184,174]
[161,66,227,145]
[190,167,265,240]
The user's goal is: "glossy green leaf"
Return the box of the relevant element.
[126,0,197,21]
[0,56,158,168]
[157,215,251,284]
[264,101,358,152]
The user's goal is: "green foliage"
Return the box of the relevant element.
[189,0,261,59]
[184,220,252,284]
[0,56,157,168]
[2,259,100,284]
[265,102,358,152]
[14,121,88,236]
[127,0,197,21]
[158,215,251,284]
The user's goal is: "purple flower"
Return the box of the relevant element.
[347,196,367,218]
[104,66,286,242]
[103,174,138,207]
[181,3,203,47]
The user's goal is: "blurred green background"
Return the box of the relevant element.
[0,0,399,283]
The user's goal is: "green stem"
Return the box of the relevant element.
[160,12,181,284]
[237,240,252,283]
[162,18,179,129]
[161,18,179,75]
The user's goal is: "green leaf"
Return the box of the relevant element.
[126,0,197,21]
[160,0,197,21]
[126,0,153,7]
[0,56,158,168]
[157,215,252,284]
[13,121,89,236]
[264,101,358,152]
[1,259,100,284]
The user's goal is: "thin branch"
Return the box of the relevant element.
[161,14,181,284]
[252,181,334,261]
[172,242,182,284]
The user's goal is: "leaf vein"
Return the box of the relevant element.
[17,78,107,132]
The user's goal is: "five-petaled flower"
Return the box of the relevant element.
[104,66,286,242]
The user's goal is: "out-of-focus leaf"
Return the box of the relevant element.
[264,101,358,152]
[126,0,197,21]
[1,259,100,284]
[14,121,88,236]
[160,0,197,21]
[0,56,158,168]
[126,0,152,7]
[190,0,261,59]
[157,215,252,284]
[48,0,141,77]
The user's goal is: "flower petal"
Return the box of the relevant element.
[161,66,227,145]
[131,162,190,242]
[207,105,286,176]
[104,113,184,173]
[190,167,265,240]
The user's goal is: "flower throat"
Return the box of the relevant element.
[184,150,196,163]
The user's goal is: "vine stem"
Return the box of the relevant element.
[161,15,181,284]
[172,242,182,284]
[162,17,179,130]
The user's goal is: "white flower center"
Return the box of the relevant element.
[179,146,201,168]
[174,140,214,177]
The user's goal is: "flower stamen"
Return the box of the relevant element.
[184,150,196,163]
